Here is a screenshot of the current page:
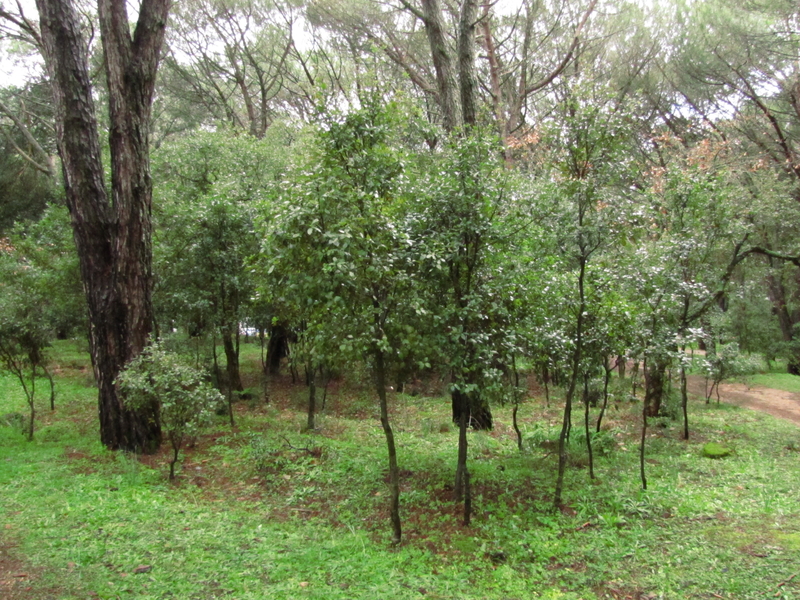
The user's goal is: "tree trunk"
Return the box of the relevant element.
[375,346,401,545]
[644,359,667,417]
[583,375,594,480]
[453,389,472,526]
[457,0,479,128]
[306,364,316,431]
[266,323,289,375]
[596,360,611,433]
[681,363,689,440]
[35,0,170,453]
[221,327,243,392]
[766,272,800,375]
[421,0,460,132]
[451,391,493,430]
[554,254,587,509]
[640,386,649,490]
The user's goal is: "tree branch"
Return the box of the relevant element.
[0,97,54,178]
[524,0,597,96]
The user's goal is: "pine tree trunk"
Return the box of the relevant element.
[421,0,460,132]
[35,0,170,453]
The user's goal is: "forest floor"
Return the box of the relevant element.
[3,342,800,599]
[686,375,800,426]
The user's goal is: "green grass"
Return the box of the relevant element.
[2,341,800,599]
[747,372,800,394]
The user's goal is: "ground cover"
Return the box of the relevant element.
[1,340,800,599]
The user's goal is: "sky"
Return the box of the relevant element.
[0,0,543,87]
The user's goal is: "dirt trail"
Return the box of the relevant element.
[686,375,800,426]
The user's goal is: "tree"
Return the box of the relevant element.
[261,100,421,544]
[415,128,522,525]
[30,0,171,452]
[658,0,800,373]
[0,238,55,440]
[153,130,287,404]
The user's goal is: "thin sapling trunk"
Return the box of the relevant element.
[596,361,611,433]
[583,375,594,480]
[375,347,401,545]
[306,363,317,431]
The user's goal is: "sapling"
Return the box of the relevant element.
[117,342,223,479]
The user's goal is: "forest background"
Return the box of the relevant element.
[1,0,800,598]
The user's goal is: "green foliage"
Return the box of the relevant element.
[701,343,762,393]
[0,235,60,440]
[3,342,800,598]
[152,129,288,339]
[117,341,222,479]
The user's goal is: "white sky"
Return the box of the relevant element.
[0,0,555,87]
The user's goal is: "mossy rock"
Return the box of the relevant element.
[702,442,732,459]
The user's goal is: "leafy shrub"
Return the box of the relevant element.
[117,341,223,479]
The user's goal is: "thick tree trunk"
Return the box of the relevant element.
[457,0,479,128]
[221,327,243,392]
[451,391,493,430]
[266,323,289,375]
[766,272,800,375]
[35,0,170,453]
[453,389,472,526]
[421,0,460,132]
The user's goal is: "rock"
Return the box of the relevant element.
[702,442,732,458]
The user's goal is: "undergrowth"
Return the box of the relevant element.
[1,340,799,599]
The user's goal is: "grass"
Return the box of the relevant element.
[727,357,800,394]
[2,340,800,599]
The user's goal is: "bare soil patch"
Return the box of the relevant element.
[687,375,800,426]
[0,536,40,600]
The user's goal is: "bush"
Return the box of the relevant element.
[117,341,223,479]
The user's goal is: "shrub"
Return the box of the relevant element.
[117,341,223,479]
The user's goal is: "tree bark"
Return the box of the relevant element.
[458,0,479,128]
[583,374,594,480]
[644,359,667,417]
[35,0,170,453]
[221,327,243,392]
[266,323,289,375]
[420,0,460,132]
[451,390,493,430]
[375,346,401,545]
[766,271,800,375]
[595,360,611,433]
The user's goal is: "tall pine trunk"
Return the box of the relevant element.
[36,0,170,453]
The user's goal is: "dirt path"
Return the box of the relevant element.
[686,375,800,426]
